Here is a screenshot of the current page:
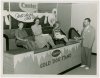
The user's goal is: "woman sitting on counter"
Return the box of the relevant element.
[31,18,56,49]
[15,22,37,50]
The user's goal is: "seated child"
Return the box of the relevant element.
[53,21,69,44]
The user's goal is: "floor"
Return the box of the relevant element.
[64,55,97,75]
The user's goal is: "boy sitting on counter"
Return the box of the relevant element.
[53,21,69,45]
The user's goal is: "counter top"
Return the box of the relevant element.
[5,40,80,55]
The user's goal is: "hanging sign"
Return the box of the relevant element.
[10,12,53,22]
[19,3,38,12]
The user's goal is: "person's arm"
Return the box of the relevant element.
[74,36,83,40]
[78,37,83,40]
[74,29,83,40]
[54,26,65,36]
[88,27,95,48]
[30,28,35,41]
[52,29,55,38]
[15,30,27,41]
[38,25,43,35]
[44,16,48,24]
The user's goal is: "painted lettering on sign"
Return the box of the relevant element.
[10,12,53,23]
[40,53,71,68]
[15,13,36,22]
[19,3,38,12]
[40,61,51,68]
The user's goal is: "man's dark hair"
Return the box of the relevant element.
[84,18,91,22]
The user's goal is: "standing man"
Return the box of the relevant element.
[79,18,95,70]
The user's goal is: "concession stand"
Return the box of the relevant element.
[4,41,81,74]
[3,2,82,74]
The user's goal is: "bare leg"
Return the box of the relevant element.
[24,45,29,49]
[26,41,35,50]
[30,41,37,50]
[63,36,68,43]
[21,41,30,49]
[64,37,68,43]
[46,35,56,48]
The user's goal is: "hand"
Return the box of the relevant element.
[74,37,78,40]
[74,37,82,40]
[77,37,83,40]
[23,39,28,41]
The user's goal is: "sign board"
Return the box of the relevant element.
[19,3,38,12]
[10,12,53,22]
[4,43,81,74]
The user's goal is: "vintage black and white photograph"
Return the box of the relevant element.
[2,1,98,75]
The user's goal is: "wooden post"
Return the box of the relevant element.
[9,2,11,29]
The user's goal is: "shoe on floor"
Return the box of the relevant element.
[85,67,90,70]
[80,65,86,68]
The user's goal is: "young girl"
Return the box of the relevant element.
[53,21,69,44]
